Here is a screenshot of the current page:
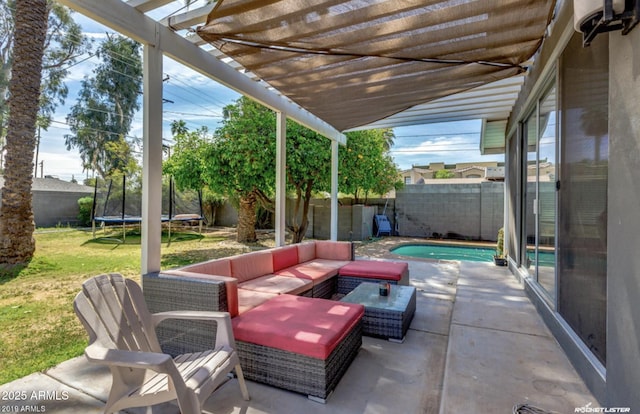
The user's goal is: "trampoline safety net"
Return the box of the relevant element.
[92,175,204,224]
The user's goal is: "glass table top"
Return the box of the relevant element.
[341,282,415,311]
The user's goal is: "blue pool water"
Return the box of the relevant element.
[391,243,555,265]
[391,243,496,262]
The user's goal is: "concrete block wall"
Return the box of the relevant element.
[351,205,376,240]
[480,182,506,240]
[284,198,314,238]
[190,186,505,242]
[310,198,396,237]
[312,205,354,240]
[396,182,504,241]
[215,202,239,227]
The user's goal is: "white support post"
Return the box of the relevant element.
[275,111,287,247]
[141,41,163,275]
[330,140,339,241]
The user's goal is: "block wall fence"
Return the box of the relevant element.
[23,182,505,242]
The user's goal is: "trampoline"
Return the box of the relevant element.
[91,175,204,243]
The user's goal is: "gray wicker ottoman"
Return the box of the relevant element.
[340,282,416,343]
[232,294,364,403]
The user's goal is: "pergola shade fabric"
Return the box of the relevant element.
[197,0,556,131]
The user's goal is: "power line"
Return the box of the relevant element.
[164,71,232,110]
[5,8,230,133]
[163,109,223,119]
[395,132,479,139]
[394,141,484,147]
[50,119,140,141]
[389,148,479,154]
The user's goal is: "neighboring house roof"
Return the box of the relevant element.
[528,162,553,170]
[401,167,430,175]
[454,166,487,173]
[0,176,93,193]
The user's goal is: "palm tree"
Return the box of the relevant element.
[0,0,48,268]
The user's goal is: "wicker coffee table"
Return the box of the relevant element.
[340,282,416,343]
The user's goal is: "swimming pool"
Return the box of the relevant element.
[391,243,555,265]
[391,243,496,262]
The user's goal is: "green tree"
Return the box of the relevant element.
[284,121,331,243]
[166,112,332,243]
[434,169,455,179]
[65,35,141,178]
[164,120,210,191]
[0,0,48,269]
[0,1,90,167]
[339,129,402,204]
[210,97,340,243]
[164,120,226,225]
[166,99,401,243]
[205,97,276,242]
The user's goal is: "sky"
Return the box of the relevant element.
[31,6,504,182]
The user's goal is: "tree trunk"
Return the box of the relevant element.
[291,179,313,244]
[0,0,47,268]
[202,201,217,226]
[237,192,257,242]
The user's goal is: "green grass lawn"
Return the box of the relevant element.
[0,227,271,385]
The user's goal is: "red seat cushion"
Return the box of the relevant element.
[338,260,408,281]
[275,259,348,285]
[232,294,364,359]
[239,274,312,296]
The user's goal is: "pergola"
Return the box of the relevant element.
[57,0,556,275]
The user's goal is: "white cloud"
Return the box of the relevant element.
[35,150,87,181]
[390,120,504,169]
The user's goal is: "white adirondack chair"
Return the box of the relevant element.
[74,273,249,414]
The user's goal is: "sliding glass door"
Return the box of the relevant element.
[522,82,557,303]
[557,33,608,365]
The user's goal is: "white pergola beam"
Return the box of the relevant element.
[127,0,173,13]
[359,108,515,129]
[58,0,346,145]
[186,33,208,46]
[160,4,215,31]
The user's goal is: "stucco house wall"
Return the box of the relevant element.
[0,176,94,227]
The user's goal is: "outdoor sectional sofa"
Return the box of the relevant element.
[142,240,409,402]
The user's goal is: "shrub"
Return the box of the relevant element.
[496,227,505,258]
[77,196,94,227]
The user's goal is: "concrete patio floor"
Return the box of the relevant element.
[0,251,598,414]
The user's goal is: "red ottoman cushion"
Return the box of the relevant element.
[338,260,408,281]
[232,294,364,359]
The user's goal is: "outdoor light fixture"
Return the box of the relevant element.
[574,0,640,46]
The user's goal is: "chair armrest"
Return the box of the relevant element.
[84,343,173,372]
[152,310,230,324]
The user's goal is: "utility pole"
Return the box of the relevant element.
[39,160,43,178]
